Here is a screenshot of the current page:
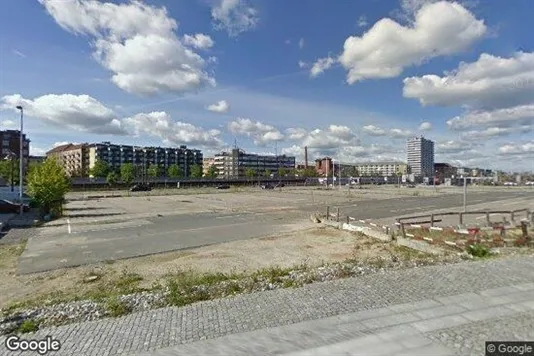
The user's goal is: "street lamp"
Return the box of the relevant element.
[16,105,24,215]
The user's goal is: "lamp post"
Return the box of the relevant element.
[16,105,24,215]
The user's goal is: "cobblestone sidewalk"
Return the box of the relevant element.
[1,256,534,356]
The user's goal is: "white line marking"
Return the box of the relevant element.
[67,219,71,234]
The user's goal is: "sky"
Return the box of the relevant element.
[0,0,533,172]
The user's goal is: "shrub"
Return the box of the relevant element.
[466,244,490,258]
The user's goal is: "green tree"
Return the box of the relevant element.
[348,166,359,177]
[90,160,110,178]
[167,164,182,178]
[147,164,161,179]
[300,167,319,177]
[120,163,135,185]
[246,168,256,179]
[106,171,119,186]
[264,169,272,177]
[278,167,288,177]
[0,158,20,186]
[190,164,203,178]
[26,158,71,217]
[206,165,218,179]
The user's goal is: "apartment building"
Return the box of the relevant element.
[202,157,216,176]
[0,130,30,173]
[214,149,295,178]
[46,143,89,177]
[407,136,434,179]
[88,142,202,177]
[353,161,408,176]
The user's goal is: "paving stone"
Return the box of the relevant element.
[411,315,471,333]
[361,313,420,330]
[414,305,468,320]
[462,305,521,322]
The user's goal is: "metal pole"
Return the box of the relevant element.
[463,177,467,212]
[16,106,24,215]
[10,156,14,192]
[339,161,341,189]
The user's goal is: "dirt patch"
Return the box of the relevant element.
[0,227,395,309]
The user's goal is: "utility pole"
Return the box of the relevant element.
[463,177,467,212]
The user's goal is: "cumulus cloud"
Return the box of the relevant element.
[361,124,413,138]
[39,0,216,96]
[357,15,368,27]
[314,1,485,84]
[298,60,308,69]
[123,112,223,147]
[298,38,305,49]
[207,100,230,113]
[183,33,215,49]
[436,139,480,154]
[447,104,534,130]
[0,93,126,135]
[1,120,17,129]
[286,128,308,140]
[403,52,534,110]
[460,125,534,139]
[228,118,284,146]
[310,57,336,78]
[418,121,432,131]
[211,0,259,37]
[300,125,360,150]
[498,141,534,155]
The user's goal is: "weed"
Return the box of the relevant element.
[106,297,132,317]
[17,319,39,334]
[116,272,143,290]
[226,281,242,293]
[256,266,292,283]
[282,279,298,288]
[466,244,491,258]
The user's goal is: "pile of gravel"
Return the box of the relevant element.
[0,252,466,335]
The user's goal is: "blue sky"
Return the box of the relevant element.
[0,0,533,171]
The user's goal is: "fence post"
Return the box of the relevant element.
[511,210,515,223]
[326,206,330,221]
[346,216,350,224]
[336,207,340,222]
[459,212,464,225]
[400,223,406,239]
[430,214,434,227]
[486,211,490,225]
[521,221,528,238]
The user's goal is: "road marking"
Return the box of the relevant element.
[67,219,71,234]
[472,199,484,203]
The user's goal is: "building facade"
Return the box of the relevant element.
[47,141,203,178]
[353,161,408,177]
[202,157,216,176]
[0,130,30,174]
[407,136,434,179]
[46,143,89,177]
[214,149,295,178]
[315,157,333,176]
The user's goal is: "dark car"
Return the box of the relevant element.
[0,199,30,214]
[215,184,231,189]
[274,183,285,188]
[261,184,275,190]
[130,183,152,192]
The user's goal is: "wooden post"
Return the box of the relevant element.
[326,206,330,220]
[459,212,464,225]
[486,211,490,225]
[336,207,340,222]
[511,211,515,223]
[346,216,350,224]
[400,223,406,239]
[430,214,434,227]
[521,221,528,238]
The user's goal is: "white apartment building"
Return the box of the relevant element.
[353,161,408,177]
[407,136,434,179]
[214,149,295,178]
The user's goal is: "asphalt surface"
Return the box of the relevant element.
[18,211,308,275]
[17,189,534,275]
[327,190,534,220]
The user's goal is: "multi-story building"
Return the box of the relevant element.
[434,163,456,182]
[407,136,434,179]
[214,149,295,178]
[353,161,408,177]
[47,141,203,178]
[202,157,216,176]
[315,157,333,176]
[0,130,30,174]
[87,142,202,178]
[46,143,89,177]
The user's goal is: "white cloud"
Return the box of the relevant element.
[418,121,432,131]
[329,1,486,84]
[357,15,368,27]
[53,141,74,148]
[30,147,47,156]
[207,100,230,113]
[123,111,223,147]
[39,0,216,96]
[460,125,534,139]
[298,38,305,49]
[183,33,215,49]
[361,124,413,138]
[300,125,360,150]
[403,52,534,110]
[12,49,26,58]
[436,139,480,154]
[211,0,259,37]
[1,120,17,129]
[228,118,284,145]
[0,93,126,135]
[310,57,336,78]
[498,141,534,155]
[286,128,308,140]
[298,60,308,69]
[447,104,534,130]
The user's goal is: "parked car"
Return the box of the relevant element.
[274,183,285,188]
[130,183,152,192]
[215,184,230,189]
[0,199,30,214]
[261,184,275,189]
